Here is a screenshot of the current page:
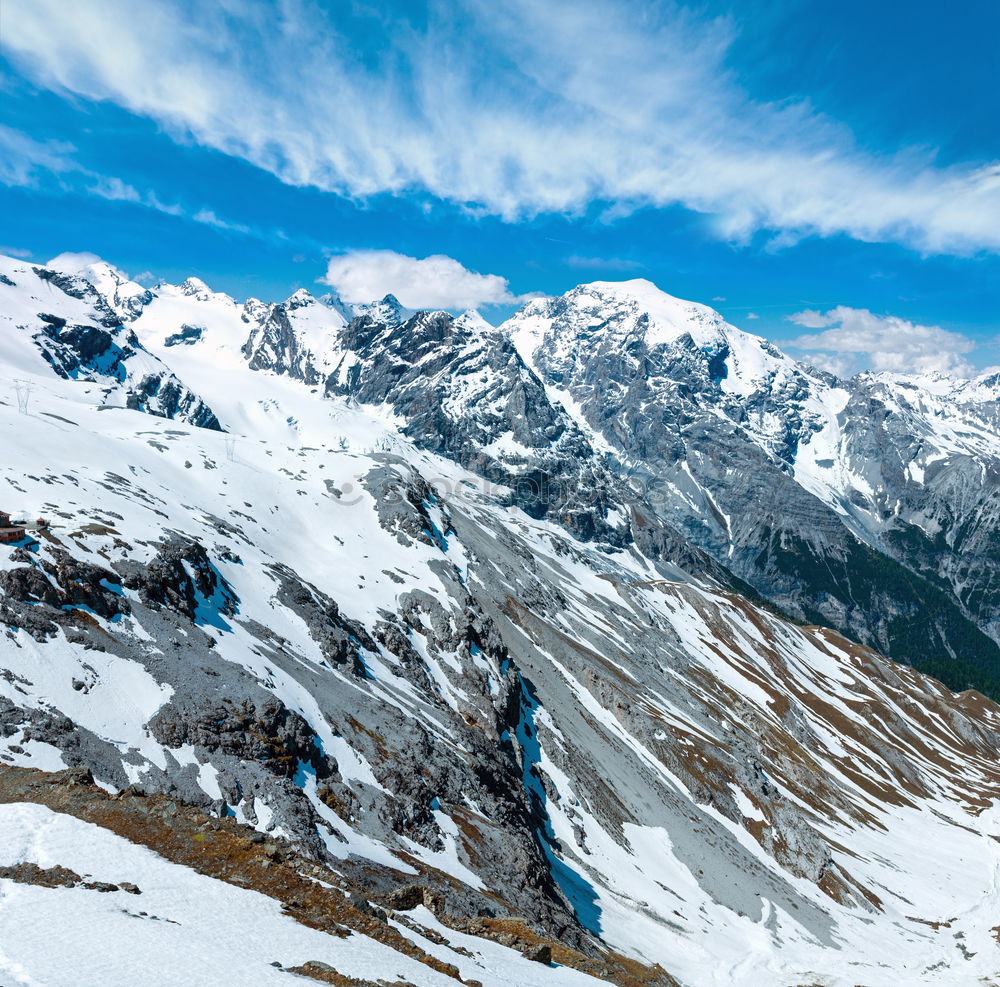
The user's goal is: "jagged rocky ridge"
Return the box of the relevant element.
[3,252,1000,985]
[502,282,1000,695]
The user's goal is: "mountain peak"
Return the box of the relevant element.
[284,287,316,308]
[180,276,212,297]
[570,278,731,344]
[48,250,130,278]
[510,278,745,350]
[352,292,412,326]
[454,308,494,333]
[46,251,152,321]
[504,278,790,396]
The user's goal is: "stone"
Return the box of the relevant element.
[523,943,552,964]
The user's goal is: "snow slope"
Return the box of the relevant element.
[3,253,1000,985]
[0,801,604,987]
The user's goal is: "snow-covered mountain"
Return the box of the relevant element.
[3,252,1000,986]
[504,280,1000,694]
[0,261,219,428]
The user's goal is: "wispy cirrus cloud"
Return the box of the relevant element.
[0,125,141,204]
[0,124,283,241]
[788,306,978,377]
[0,126,77,187]
[191,209,252,235]
[2,0,1000,255]
[565,255,646,272]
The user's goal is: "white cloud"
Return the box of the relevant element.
[3,0,1000,254]
[191,209,251,234]
[322,250,519,309]
[566,255,644,271]
[0,127,160,216]
[785,309,828,329]
[788,306,977,376]
[745,312,759,320]
[47,250,118,273]
[0,121,285,245]
[0,125,79,187]
[86,174,142,203]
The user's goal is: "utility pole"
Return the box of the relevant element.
[13,379,32,415]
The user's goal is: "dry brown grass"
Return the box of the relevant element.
[0,766,466,982]
[287,961,417,986]
[0,765,679,987]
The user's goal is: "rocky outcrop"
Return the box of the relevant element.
[0,547,129,640]
[148,696,331,780]
[242,290,348,384]
[118,536,236,623]
[163,324,203,346]
[125,372,221,428]
[270,562,377,671]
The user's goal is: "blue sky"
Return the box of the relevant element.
[1,0,999,375]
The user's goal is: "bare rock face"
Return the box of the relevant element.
[242,289,351,384]
[0,566,63,609]
[0,547,129,641]
[326,312,610,541]
[163,324,203,347]
[148,696,332,780]
[243,303,322,384]
[125,373,220,429]
[270,562,378,669]
[119,536,236,622]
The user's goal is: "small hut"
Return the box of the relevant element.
[0,509,24,543]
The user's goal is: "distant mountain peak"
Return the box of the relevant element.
[284,287,316,308]
[504,277,801,403]
[454,308,494,333]
[45,251,152,322]
[352,292,412,326]
[180,276,212,297]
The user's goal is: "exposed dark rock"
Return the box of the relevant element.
[148,696,333,781]
[119,536,236,623]
[164,324,204,347]
[126,373,221,430]
[524,943,552,964]
[269,563,377,669]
